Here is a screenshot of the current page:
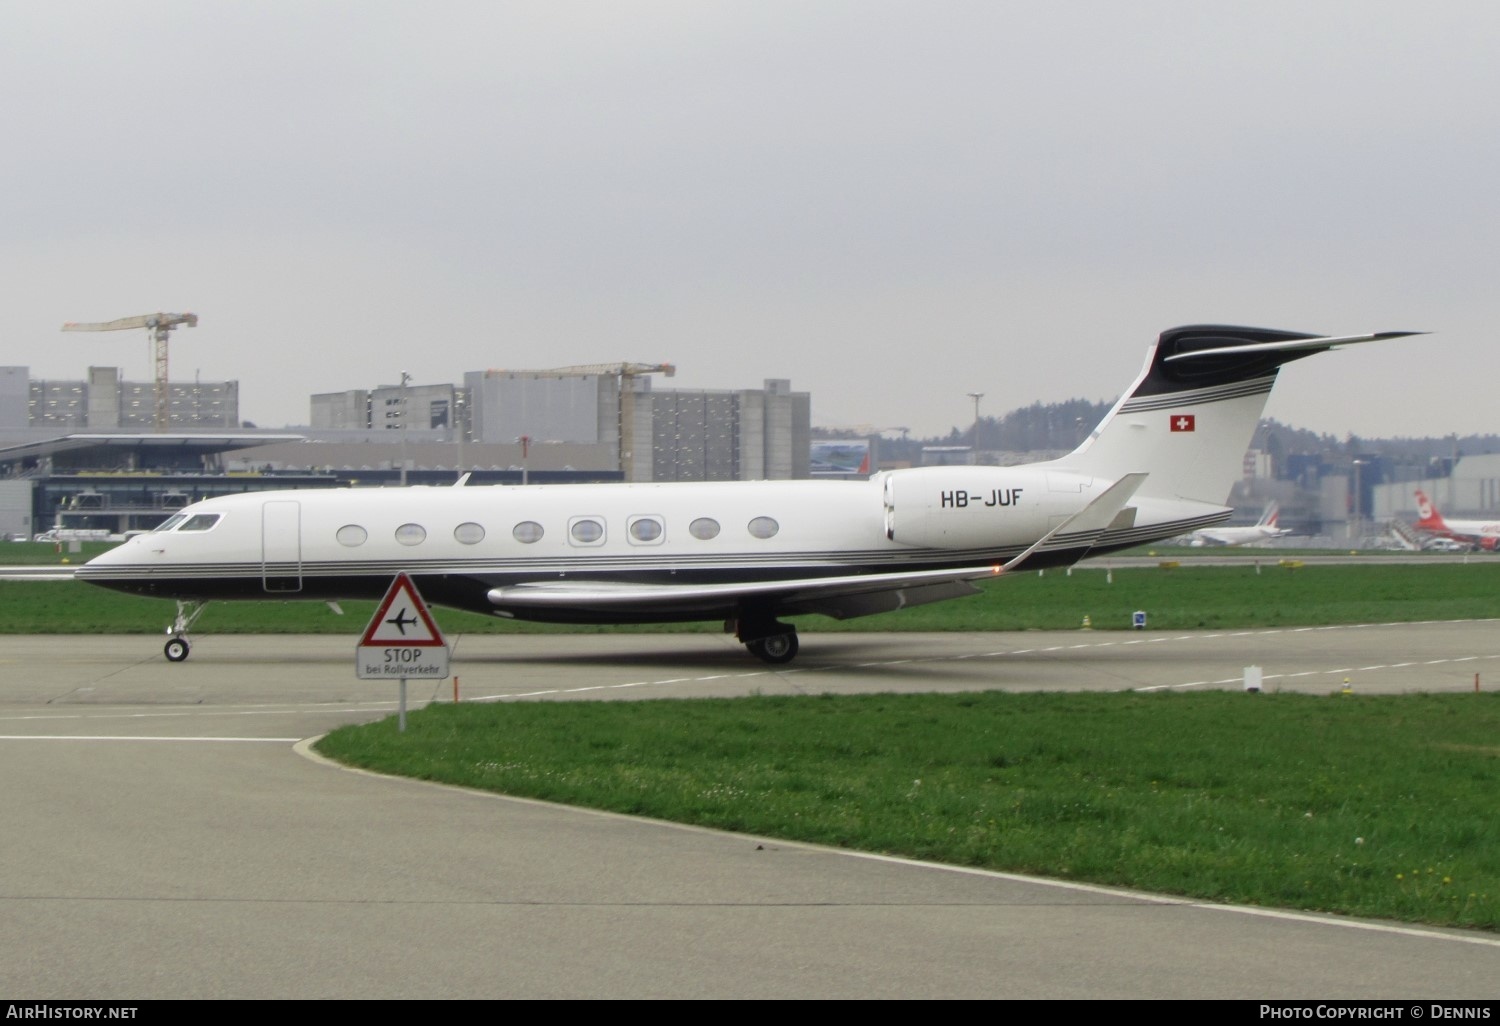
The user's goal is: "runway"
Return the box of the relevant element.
[1,627,1497,999]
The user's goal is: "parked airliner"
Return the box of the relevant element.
[73,325,1421,663]
[1185,501,1291,547]
[1413,489,1500,551]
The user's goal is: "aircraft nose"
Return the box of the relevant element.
[84,536,147,566]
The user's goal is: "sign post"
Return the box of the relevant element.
[357,573,449,731]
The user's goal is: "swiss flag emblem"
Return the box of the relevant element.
[1170,414,1196,432]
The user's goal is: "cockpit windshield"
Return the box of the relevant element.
[151,513,222,533]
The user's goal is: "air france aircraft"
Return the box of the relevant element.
[1186,501,1291,547]
[74,325,1420,663]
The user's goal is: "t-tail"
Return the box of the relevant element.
[1414,489,1447,531]
[1047,326,1424,517]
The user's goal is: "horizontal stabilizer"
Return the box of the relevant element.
[1163,331,1426,363]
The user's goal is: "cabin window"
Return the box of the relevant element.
[178,514,221,532]
[689,517,720,540]
[628,515,664,544]
[569,517,605,545]
[747,516,780,539]
[153,514,188,533]
[513,521,544,544]
[454,522,485,545]
[336,525,368,547]
[395,523,427,546]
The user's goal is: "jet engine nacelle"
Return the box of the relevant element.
[881,466,1093,550]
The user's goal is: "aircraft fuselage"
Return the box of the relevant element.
[76,467,1215,624]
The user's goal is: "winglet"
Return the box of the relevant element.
[1000,472,1148,573]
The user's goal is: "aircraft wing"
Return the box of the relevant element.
[488,473,1148,621]
[488,564,1002,619]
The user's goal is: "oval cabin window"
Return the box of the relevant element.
[454,522,485,545]
[689,517,720,540]
[336,525,368,547]
[747,516,779,539]
[628,516,663,543]
[395,523,427,546]
[512,521,544,544]
[570,518,604,544]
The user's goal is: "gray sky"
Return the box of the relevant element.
[3,1,1495,440]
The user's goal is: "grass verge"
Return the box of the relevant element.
[3,561,1499,634]
[315,689,1500,932]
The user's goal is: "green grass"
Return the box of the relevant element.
[316,690,1500,932]
[4,560,1497,634]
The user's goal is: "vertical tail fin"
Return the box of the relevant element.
[1050,326,1424,507]
[1414,489,1447,530]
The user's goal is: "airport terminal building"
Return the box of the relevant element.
[0,363,810,539]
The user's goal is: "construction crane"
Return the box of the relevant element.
[821,424,909,438]
[488,361,675,379]
[62,312,198,431]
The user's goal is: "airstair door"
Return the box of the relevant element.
[261,500,302,593]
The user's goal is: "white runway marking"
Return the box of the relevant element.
[0,704,400,725]
[0,734,302,742]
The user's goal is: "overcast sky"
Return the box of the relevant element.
[2,1,1495,440]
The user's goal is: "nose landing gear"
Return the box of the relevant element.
[164,600,206,662]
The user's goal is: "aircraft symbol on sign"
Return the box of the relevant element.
[385,608,419,635]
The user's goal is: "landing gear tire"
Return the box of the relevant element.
[162,600,206,662]
[746,631,798,665]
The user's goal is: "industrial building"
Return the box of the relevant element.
[315,363,810,483]
[13,366,239,431]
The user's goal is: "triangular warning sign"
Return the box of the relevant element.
[360,573,446,647]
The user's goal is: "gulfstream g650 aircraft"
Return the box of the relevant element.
[74,325,1420,663]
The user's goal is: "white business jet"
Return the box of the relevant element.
[74,325,1421,663]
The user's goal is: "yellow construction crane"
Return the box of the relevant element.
[62,312,198,431]
[821,424,909,438]
[551,362,675,378]
[488,361,675,379]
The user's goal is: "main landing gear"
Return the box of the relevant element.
[734,616,800,665]
[164,600,206,662]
